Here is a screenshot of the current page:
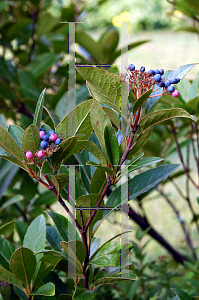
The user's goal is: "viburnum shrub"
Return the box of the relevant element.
[0,63,197,299]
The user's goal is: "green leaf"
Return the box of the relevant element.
[76,193,104,239]
[90,101,112,158]
[56,99,93,139]
[0,150,26,171]
[73,287,96,300]
[0,267,23,291]
[60,241,85,272]
[44,106,60,128]
[46,226,62,251]
[23,214,46,258]
[99,26,119,63]
[33,88,46,129]
[0,221,15,235]
[27,53,61,78]
[86,161,113,178]
[0,236,15,271]
[36,12,58,38]
[46,212,69,242]
[77,140,107,166]
[16,221,28,244]
[31,282,55,296]
[103,164,180,221]
[0,195,24,211]
[21,124,40,155]
[51,137,78,171]
[0,125,23,161]
[33,191,57,207]
[133,89,153,115]
[8,125,24,146]
[102,107,126,138]
[104,125,120,170]
[165,63,197,81]
[76,67,121,113]
[93,273,137,289]
[140,108,196,133]
[33,262,55,288]
[127,128,153,158]
[90,167,107,195]
[10,247,36,287]
[171,288,193,300]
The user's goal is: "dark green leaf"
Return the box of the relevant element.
[46,226,62,251]
[90,167,107,195]
[171,288,193,300]
[8,125,24,146]
[31,282,55,296]
[16,221,28,244]
[47,212,69,242]
[33,88,46,129]
[0,267,23,291]
[44,106,60,128]
[104,125,120,170]
[0,125,23,161]
[133,89,153,115]
[0,236,15,271]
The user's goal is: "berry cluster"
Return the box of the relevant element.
[128,64,180,98]
[24,127,63,165]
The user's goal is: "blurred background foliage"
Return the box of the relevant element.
[1,0,199,299]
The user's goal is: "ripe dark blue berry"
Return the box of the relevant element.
[40,141,48,149]
[175,77,180,83]
[55,138,61,145]
[167,85,175,93]
[154,74,161,82]
[165,81,171,88]
[40,128,45,131]
[158,81,165,87]
[140,66,145,72]
[159,69,164,75]
[49,129,55,136]
[147,69,155,76]
[129,64,135,71]
[42,134,49,141]
[154,69,160,74]
[170,78,177,84]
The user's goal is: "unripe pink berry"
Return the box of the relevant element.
[50,133,57,141]
[40,131,45,139]
[172,90,179,98]
[26,151,33,159]
[37,150,45,158]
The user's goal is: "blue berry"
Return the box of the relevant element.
[170,78,177,84]
[167,85,175,93]
[49,129,55,136]
[55,138,61,145]
[40,128,45,131]
[165,81,171,88]
[42,134,49,141]
[158,81,165,87]
[175,77,180,83]
[140,66,145,72]
[154,74,161,82]
[159,69,164,75]
[40,141,48,149]
[154,69,160,74]
[128,64,135,71]
[148,69,155,76]
[48,138,52,143]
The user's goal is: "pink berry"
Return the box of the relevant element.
[172,90,179,98]
[37,150,45,158]
[26,151,33,160]
[40,131,45,139]
[50,133,57,141]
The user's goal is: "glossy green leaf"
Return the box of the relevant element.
[0,125,23,161]
[33,191,57,207]
[0,148,26,171]
[31,282,55,296]
[171,288,193,300]
[40,160,54,176]
[16,221,28,244]
[165,63,197,81]
[27,53,61,78]
[33,262,55,288]
[73,286,96,300]
[33,88,46,129]
[102,106,126,138]
[90,167,107,195]
[0,236,15,271]
[76,67,121,113]
[128,128,153,158]
[86,161,113,178]
[21,124,40,154]
[47,212,69,242]
[46,226,62,251]
[103,164,180,221]
[23,214,46,258]
[60,241,85,272]
[77,140,107,166]
[90,101,112,158]
[8,125,24,146]
[0,267,23,291]
[133,89,153,115]
[44,106,60,128]
[10,247,36,287]
[93,272,137,289]
[50,137,78,171]
[0,195,24,211]
[56,99,93,138]
[76,193,104,238]
[104,125,120,170]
